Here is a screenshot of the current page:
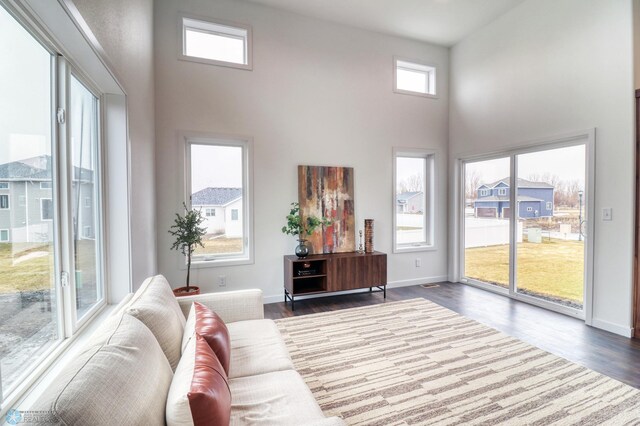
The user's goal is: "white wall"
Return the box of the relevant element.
[449,0,635,335]
[154,0,450,300]
[71,0,157,289]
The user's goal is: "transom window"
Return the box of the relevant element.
[0,182,9,189]
[181,16,252,70]
[185,135,253,266]
[394,58,436,97]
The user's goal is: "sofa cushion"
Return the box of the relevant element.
[182,302,231,375]
[229,370,326,425]
[167,334,231,426]
[226,319,294,379]
[127,275,186,370]
[34,313,173,426]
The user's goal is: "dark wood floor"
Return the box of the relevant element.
[265,282,640,389]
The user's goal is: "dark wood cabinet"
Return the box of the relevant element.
[284,251,387,310]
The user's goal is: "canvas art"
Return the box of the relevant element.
[298,165,355,254]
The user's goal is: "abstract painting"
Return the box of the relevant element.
[298,165,355,254]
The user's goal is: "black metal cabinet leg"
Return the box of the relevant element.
[384,285,386,299]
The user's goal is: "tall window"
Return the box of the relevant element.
[181,16,252,70]
[393,149,435,252]
[185,137,252,265]
[0,3,104,404]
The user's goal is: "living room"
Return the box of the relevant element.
[1,0,640,424]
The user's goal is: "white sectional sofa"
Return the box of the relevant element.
[32,275,345,426]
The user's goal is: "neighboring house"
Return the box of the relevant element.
[0,155,94,244]
[191,187,243,238]
[474,178,554,219]
[396,191,424,213]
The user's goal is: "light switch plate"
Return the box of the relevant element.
[602,208,612,221]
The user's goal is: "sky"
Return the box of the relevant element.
[465,144,586,186]
[396,156,425,189]
[190,144,243,193]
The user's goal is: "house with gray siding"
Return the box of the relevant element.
[474,178,554,219]
[0,155,95,244]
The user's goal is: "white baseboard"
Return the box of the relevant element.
[263,275,449,305]
[591,317,633,338]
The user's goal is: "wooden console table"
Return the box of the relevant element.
[283,251,387,310]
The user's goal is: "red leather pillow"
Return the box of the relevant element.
[194,302,231,375]
[188,334,231,426]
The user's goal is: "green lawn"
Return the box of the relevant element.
[465,239,584,305]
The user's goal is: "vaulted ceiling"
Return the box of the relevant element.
[243,0,525,46]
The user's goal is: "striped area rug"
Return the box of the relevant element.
[275,299,640,425]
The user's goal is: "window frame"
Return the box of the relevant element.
[178,14,253,71]
[392,147,436,253]
[546,201,553,210]
[498,188,507,196]
[393,56,437,99]
[0,182,9,189]
[182,132,254,268]
[40,198,53,221]
[0,229,9,242]
[0,194,9,210]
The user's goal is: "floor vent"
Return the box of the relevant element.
[420,283,439,289]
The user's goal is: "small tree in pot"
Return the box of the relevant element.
[169,203,207,296]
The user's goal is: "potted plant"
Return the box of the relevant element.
[169,202,207,296]
[281,202,332,258]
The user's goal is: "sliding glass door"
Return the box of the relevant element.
[463,157,511,291]
[515,145,586,310]
[460,137,591,318]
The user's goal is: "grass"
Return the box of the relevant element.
[0,243,54,293]
[465,239,584,304]
[0,241,97,294]
[194,237,243,255]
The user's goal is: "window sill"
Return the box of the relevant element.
[393,245,437,254]
[392,88,438,99]
[188,257,254,269]
[178,54,252,71]
[5,303,117,417]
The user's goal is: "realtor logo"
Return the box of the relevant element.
[5,409,23,425]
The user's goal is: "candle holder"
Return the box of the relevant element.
[357,230,364,253]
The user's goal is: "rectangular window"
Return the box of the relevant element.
[393,148,435,252]
[394,58,436,97]
[498,188,507,196]
[84,197,91,208]
[546,201,553,210]
[527,206,533,212]
[186,136,253,265]
[41,198,53,220]
[181,16,252,69]
[0,3,106,406]
[0,182,9,189]
[83,226,91,238]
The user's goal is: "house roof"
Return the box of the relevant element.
[475,195,544,203]
[192,187,242,206]
[478,177,554,190]
[0,155,93,181]
[396,191,422,203]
